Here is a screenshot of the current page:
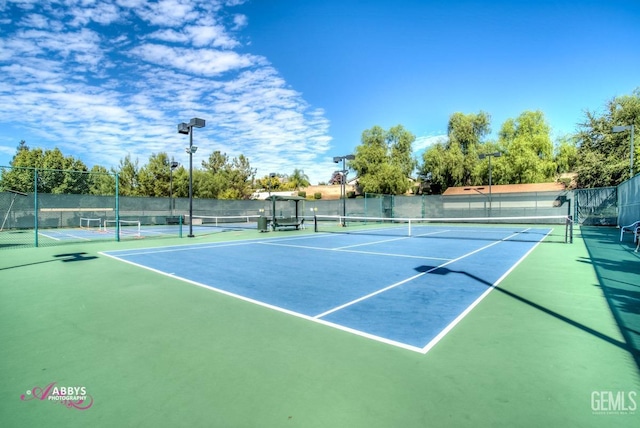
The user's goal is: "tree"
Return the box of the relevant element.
[0,141,35,193]
[116,155,140,196]
[418,111,491,192]
[286,168,310,190]
[199,151,254,199]
[554,135,578,175]
[88,165,116,195]
[575,89,640,188]
[351,125,417,195]
[138,153,172,197]
[0,142,90,194]
[496,110,556,184]
[219,154,253,199]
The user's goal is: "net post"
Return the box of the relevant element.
[179,214,183,238]
[569,215,573,244]
[314,215,318,232]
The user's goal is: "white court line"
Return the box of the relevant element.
[39,231,92,241]
[258,241,452,262]
[419,227,548,354]
[313,229,532,319]
[100,251,426,353]
[333,229,451,250]
[101,227,547,354]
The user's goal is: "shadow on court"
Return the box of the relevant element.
[581,226,640,371]
[415,260,639,371]
[0,252,98,272]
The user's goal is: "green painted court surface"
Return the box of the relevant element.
[1,226,639,427]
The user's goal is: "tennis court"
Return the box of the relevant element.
[1,220,638,427]
[101,222,555,352]
[1,215,262,247]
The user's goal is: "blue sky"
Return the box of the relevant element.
[0,0,638,185]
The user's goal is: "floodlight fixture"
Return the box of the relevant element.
[189,118,206,128]
[267,172,277,195]
[178,117,206,237]
[178,123,190,135]
[478,152,501,159]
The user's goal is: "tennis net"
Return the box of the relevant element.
[103,219,141,237]
[79,217,102,230]
[313,214,573,243]
[188,214,261,230]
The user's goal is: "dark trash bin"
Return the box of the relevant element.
[257,216,268,232]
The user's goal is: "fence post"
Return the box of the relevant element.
[115,173,120,242]
[34,168,38,248]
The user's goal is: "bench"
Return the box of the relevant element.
[272,217,304,231]
[165,216,183,225]
[620,221,640,242]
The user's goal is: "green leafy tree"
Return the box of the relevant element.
[419,111,491,192]
[0,141,35,193]
[351,125,417,195]
[138,153,172,197]
[258,173,281,193]
[116,155,140,196]
[575,89,640,187]
[88,165,116,195]
[496,110,556,184]
[554,135,579,175]
[219,155,254,200]
[199,151,254,199]
[287,168,310,190]
[0,141,90,194]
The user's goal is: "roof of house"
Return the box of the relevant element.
[442,182,567,196]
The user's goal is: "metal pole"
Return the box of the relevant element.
[169,163,174,216]
[488,155,492,216]
[115,172,120,242]
[34,169,38,247]
[342,158,346,224]
[188,127,194,237]
[631,125,635,177]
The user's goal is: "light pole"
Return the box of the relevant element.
[267,172,276,196]
[169,160,179,216]
[178,117,206,237]
[333,154,355,225]
[612,125,635,178]
[478,152,501,216]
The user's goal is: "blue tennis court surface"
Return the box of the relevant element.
[101,225,551,352]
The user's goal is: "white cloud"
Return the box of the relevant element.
[0,0,334,184]
[232,14,247,30]
[414,134,447,152]
[134,0,198,27]
[131,43,258,76]
[186,24,239,48]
